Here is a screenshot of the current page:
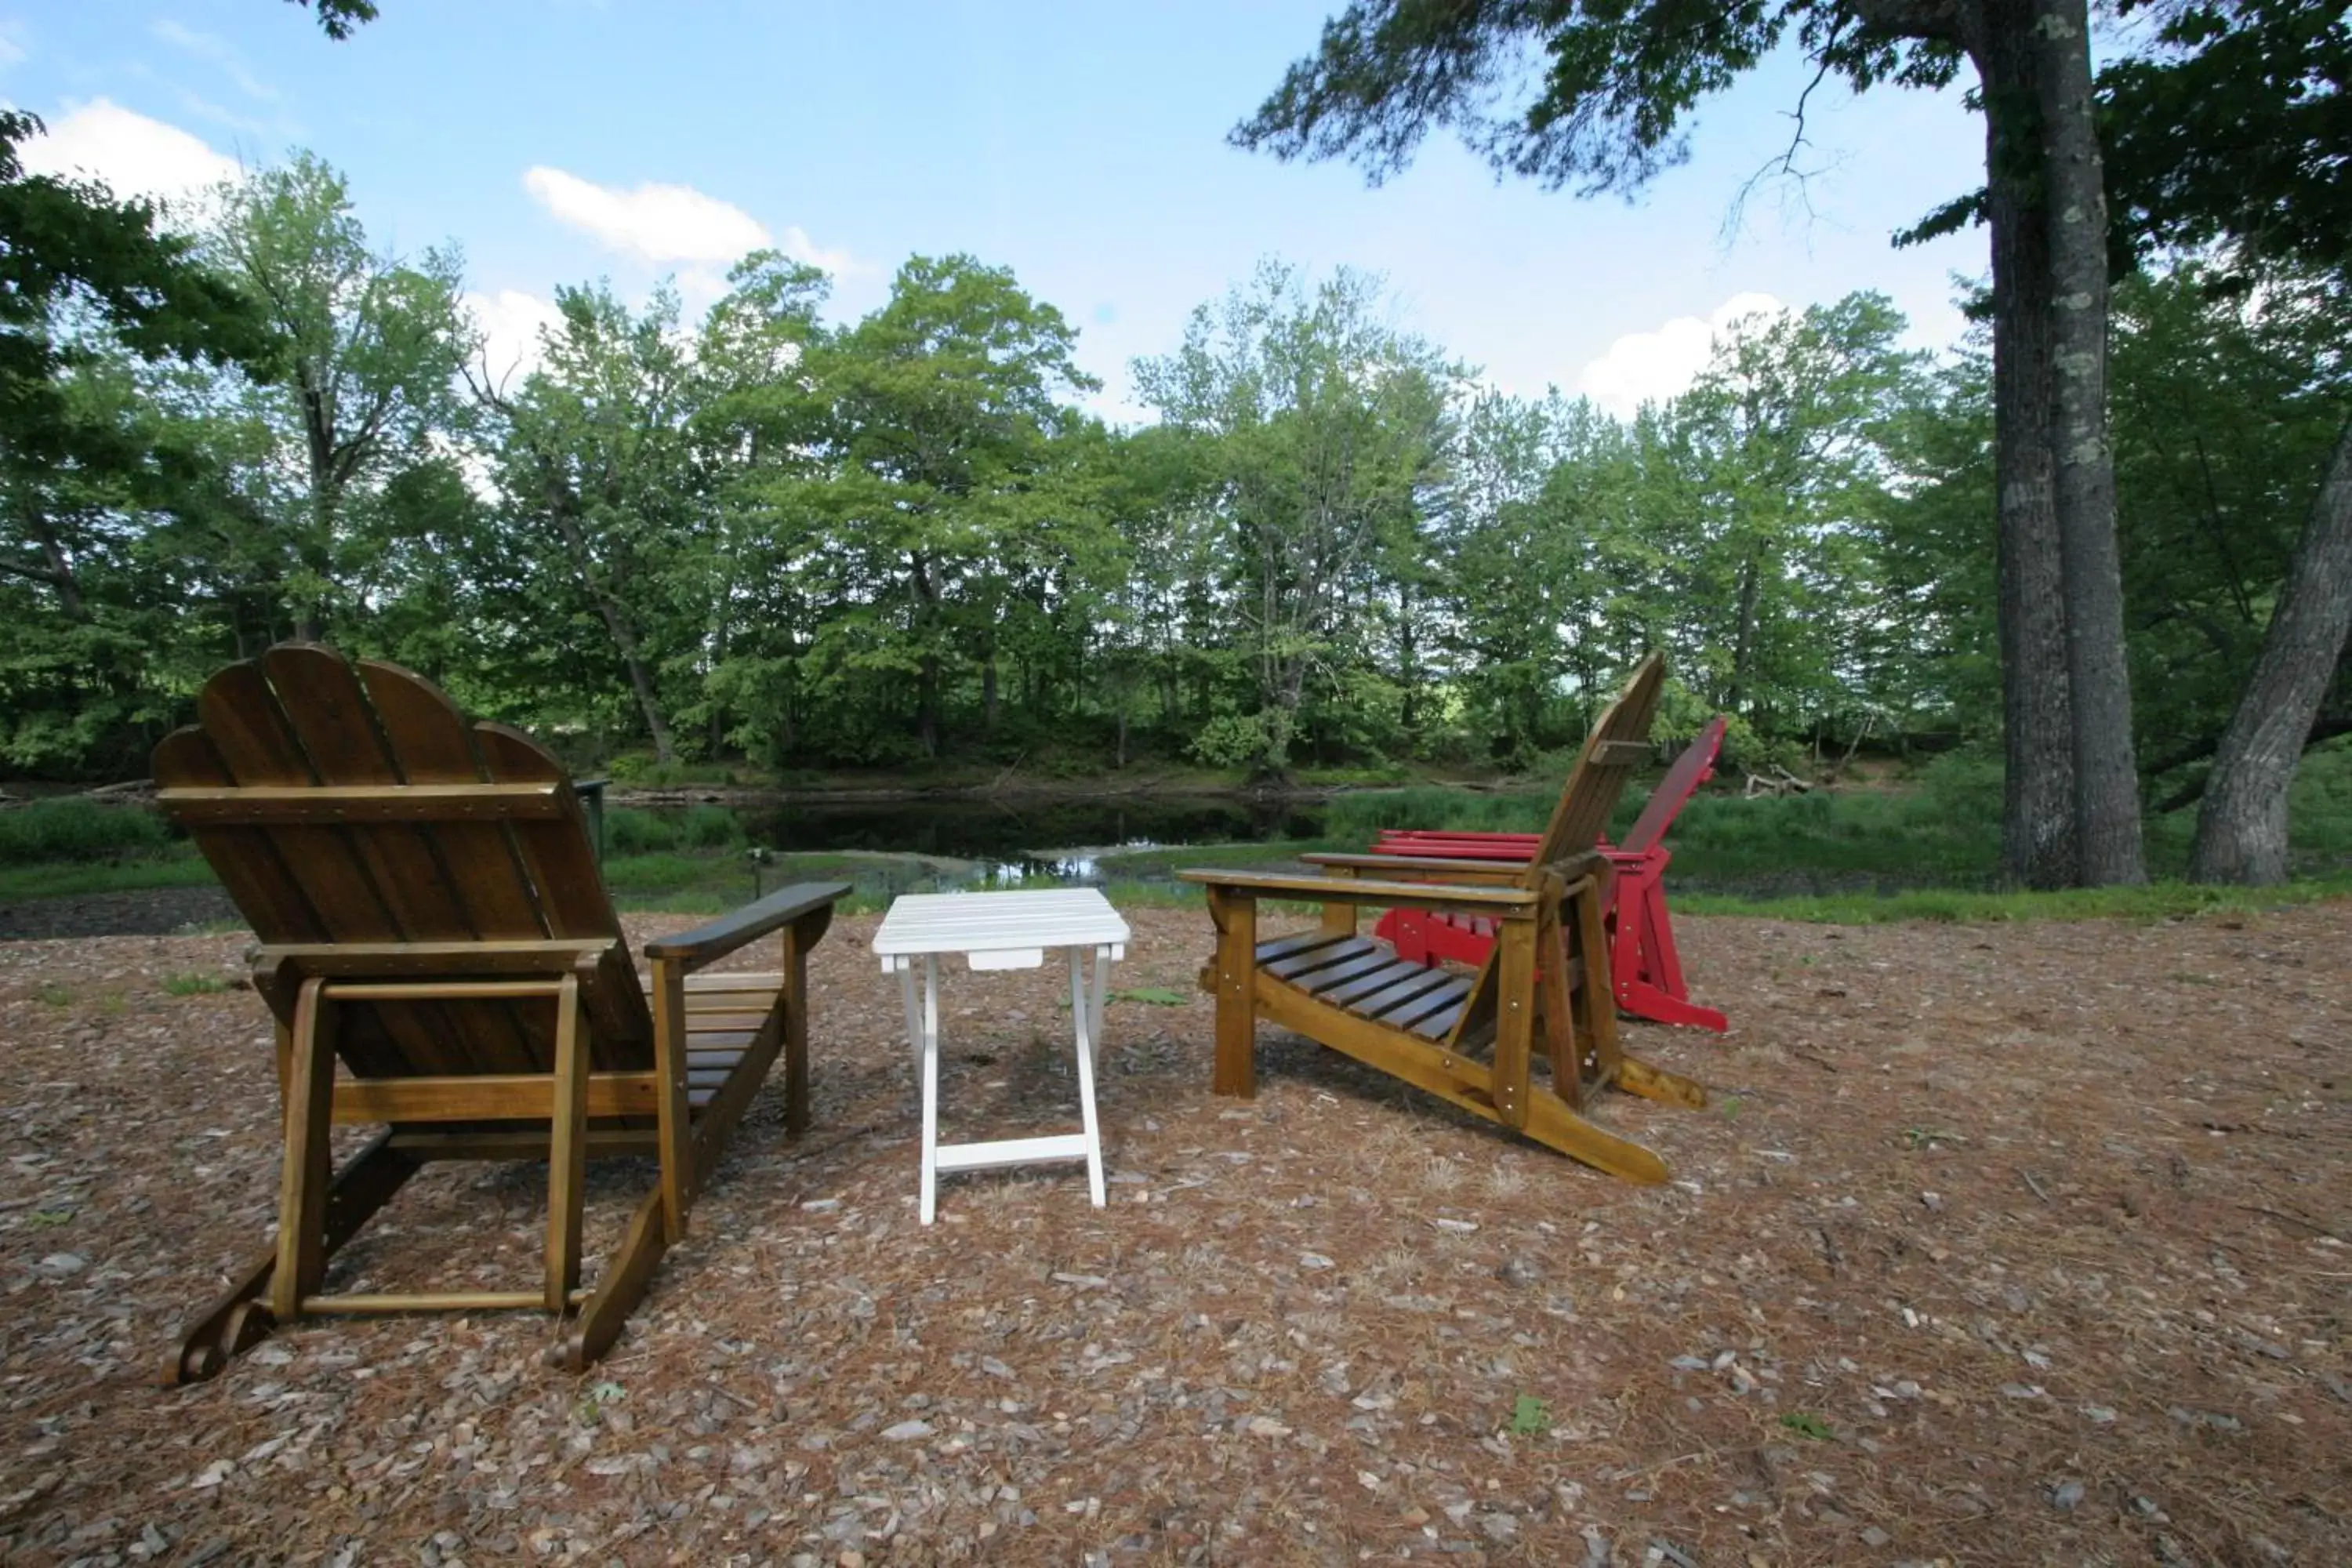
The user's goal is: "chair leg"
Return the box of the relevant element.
[543,974,588,1313]
[1207,888,1257,1099]
[270,978,336,1322]
[781,915,814,1138]
[650,956,693,1242]
[554,1185,670,1372]
[1573,872,1625,1084]
[169,1132,418,1385]
[1492,917,1537,1130]
[1535,898,1581,1110]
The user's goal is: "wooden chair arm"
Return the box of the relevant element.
[643,880,851,973]
[1300,852,1525,881]
[1303,849,1610,882]
[1177,867,1537,917]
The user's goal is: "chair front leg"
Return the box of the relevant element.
[1491,913,1538,1130]
[1206,887,1258,1098]
[271,978,337,1321]
[780,913,818,1138]
[544,973,589,1312]
[650,956,693,1242]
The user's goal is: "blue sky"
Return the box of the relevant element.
[5,0,1992,421]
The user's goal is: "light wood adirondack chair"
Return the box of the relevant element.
[1178,655,1705,1181]
[1366,713,1730,1032]
[152,644,850,1381]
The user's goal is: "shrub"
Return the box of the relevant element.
[679,804,746,849]
[0,800,172,865]
[604,808,682,855]
[604,805,747,855]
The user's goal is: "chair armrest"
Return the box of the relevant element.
[1177,867,1537,916]
[644,880,852,972]
[1301,852,1526,880]
[1305,849,1609,882]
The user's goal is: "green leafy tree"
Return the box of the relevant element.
[1659,294,1926,731]
[1136,263,1460,776]
[0,111,274,771]
[204,153,474,641]
[1232,0,2144,885]
[793,255,1098,760]
[474,284,705,761]
[2102,0,2352,884]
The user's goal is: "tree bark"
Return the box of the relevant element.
[1,509,89,619]
[1978,7,2078,887]
[2190,421,2352,883]
[2033,0,2146,884]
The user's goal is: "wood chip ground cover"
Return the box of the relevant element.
[2,904,2347,1566]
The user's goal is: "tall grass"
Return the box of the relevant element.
[604,804,747,855]
[0,800,170,865]
[1320,746,2352,893]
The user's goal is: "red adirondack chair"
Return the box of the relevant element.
[1366,715,1730,1032]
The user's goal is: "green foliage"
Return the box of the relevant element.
[1508,1392,1549,1436]
[162,972,228,996]
[1779,1412,1833,1441]
[603,806,747,856]
[0,800,169,864]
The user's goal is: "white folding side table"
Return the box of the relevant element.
[872,888,1131,1225]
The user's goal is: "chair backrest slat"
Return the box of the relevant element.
[154,646,652,1083]
[1518,653,1667,888]
[181,654,469,1074]
[1440,655,1671,1050]
[1617,713,1726,856]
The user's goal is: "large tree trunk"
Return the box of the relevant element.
[1979,9,2078,887]
[2190,421,2352,884]
[2032,0,2146,884]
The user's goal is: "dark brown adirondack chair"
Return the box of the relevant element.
[152,644,850,1381]
[1178,655,1706,1181]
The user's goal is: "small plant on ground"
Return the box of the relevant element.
[1780,1411,1833,1440]
[1111,986,1189,1006]
[164,972,227,996]
[33,982,70,1007]
[1509,1392,1549,1436]
[575,1381,626,1425]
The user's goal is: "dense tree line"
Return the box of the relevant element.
[0,1,2344,890]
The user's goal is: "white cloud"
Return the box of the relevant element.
[1575,292,1789,418]
[465,288,565,385]
[523,165,770,265]
[0,23,27,67]
[521,164,858,277]
[772,223,858,276]
[14,97,238,208]
[152,19,281,103]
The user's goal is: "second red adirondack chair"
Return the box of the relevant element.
[1367,716,1730,1032]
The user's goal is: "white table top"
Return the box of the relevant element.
[872,887,1131,957]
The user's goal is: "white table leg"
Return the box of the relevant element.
[898,954,943,1225]
[1088,946,1111,1065]
[1067,946,1108,1208]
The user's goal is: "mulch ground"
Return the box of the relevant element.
[2,902,2348,1566]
